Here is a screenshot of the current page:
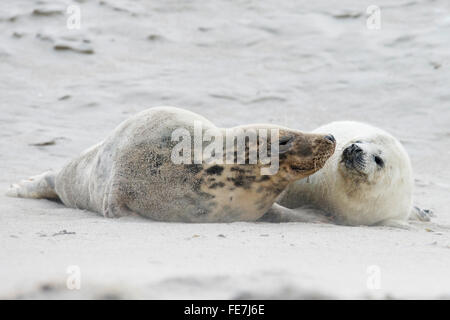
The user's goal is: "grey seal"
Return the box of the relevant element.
[278,121,432,227]
[7,107,336,223]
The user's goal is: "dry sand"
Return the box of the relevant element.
[0,0,449,299]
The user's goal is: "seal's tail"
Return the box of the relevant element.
[6,170,59,200]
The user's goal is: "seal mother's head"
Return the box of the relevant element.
[276,129,337,181]
[194,125,337,222]
[220,124,337,183]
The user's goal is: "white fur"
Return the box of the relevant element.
[278,121,414,226]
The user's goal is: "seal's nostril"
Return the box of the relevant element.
[324,134,335,143]
[350,144,362,153]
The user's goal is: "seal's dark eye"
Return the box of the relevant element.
[279,136,292,146]
[374,155,384,167]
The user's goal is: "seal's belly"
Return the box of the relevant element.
[130,191,268,223]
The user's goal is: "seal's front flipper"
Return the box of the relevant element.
[102,181,137,218]
[410,206,434,222]
[6,171,59,200]
[259,203,330,223]
[103,202,135,218]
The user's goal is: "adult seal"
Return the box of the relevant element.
[278,121,432,227]
[7,107,336,223]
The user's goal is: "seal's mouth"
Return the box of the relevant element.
[289,164,310,172]
[341,143,366,173]
[290,154,332,173]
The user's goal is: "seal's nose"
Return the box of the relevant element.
[324,134,335,143]
[343,143,362,160]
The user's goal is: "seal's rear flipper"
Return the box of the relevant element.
[6,171,59,200]
[410,206,434,222]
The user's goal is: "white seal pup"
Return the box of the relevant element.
[7,107,336,223]
[278,121,432,227]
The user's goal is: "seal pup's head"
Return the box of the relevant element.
[338,134,410,189]
[316,121,413,225]
[278,121,414,226]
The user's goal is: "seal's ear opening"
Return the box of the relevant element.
[279,135,294,154]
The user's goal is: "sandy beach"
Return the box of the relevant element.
[0,0,449,299]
